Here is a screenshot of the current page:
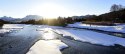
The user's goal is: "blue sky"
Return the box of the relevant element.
[0,0,125,18]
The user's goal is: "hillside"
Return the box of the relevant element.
[86,9,125,23]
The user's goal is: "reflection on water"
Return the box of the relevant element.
[42,30,55,40]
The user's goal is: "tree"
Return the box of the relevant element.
[110,4,124,12]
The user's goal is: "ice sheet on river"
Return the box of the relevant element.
[27,40,68,54]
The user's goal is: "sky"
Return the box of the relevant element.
[0,0,125,18]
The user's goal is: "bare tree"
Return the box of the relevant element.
[110,4,124,12]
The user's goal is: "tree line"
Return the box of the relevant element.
[19,16,86,26]
[0,19,9,27]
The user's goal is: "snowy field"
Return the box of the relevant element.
[68,22,125,33]
[0,24,125,54]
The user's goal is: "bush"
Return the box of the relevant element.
[0,22,4,27]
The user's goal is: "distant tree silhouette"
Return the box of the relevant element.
[0,19,9,27]
[110,4,124,12]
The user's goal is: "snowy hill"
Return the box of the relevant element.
[0,15,43,23]
[22,15,43,21]
[0,16,15,22]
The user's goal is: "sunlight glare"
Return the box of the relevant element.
[31,3,73,18]
[42,28,55,40]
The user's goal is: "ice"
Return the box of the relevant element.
[2,24,24,29]
[9,25,44,39]
[2,24,125,54]
[67,22,125,33]
[0,29,10,33]
[27,40,68,54]
[55,29,125,46]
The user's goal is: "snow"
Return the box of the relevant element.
[38,28,57,40]
[0,29,10,33]
[2,24,125,47]
[1,24,68,54]
[9,25,45,40]
[1,24,125,54]
[27,40,68,54]
[42,30,55,40]
[2,24,24,29]
[67,22,125,33]
[55,29,125,46]
[0,24,25,33]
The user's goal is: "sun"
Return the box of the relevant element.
[30,3,73,18]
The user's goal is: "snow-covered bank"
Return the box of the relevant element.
[0,29,10,33]
[55,29,125,47]
[68,22,125,33]
[0,24,25,33]
[2,24,24,29]
[27,40,68,54]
